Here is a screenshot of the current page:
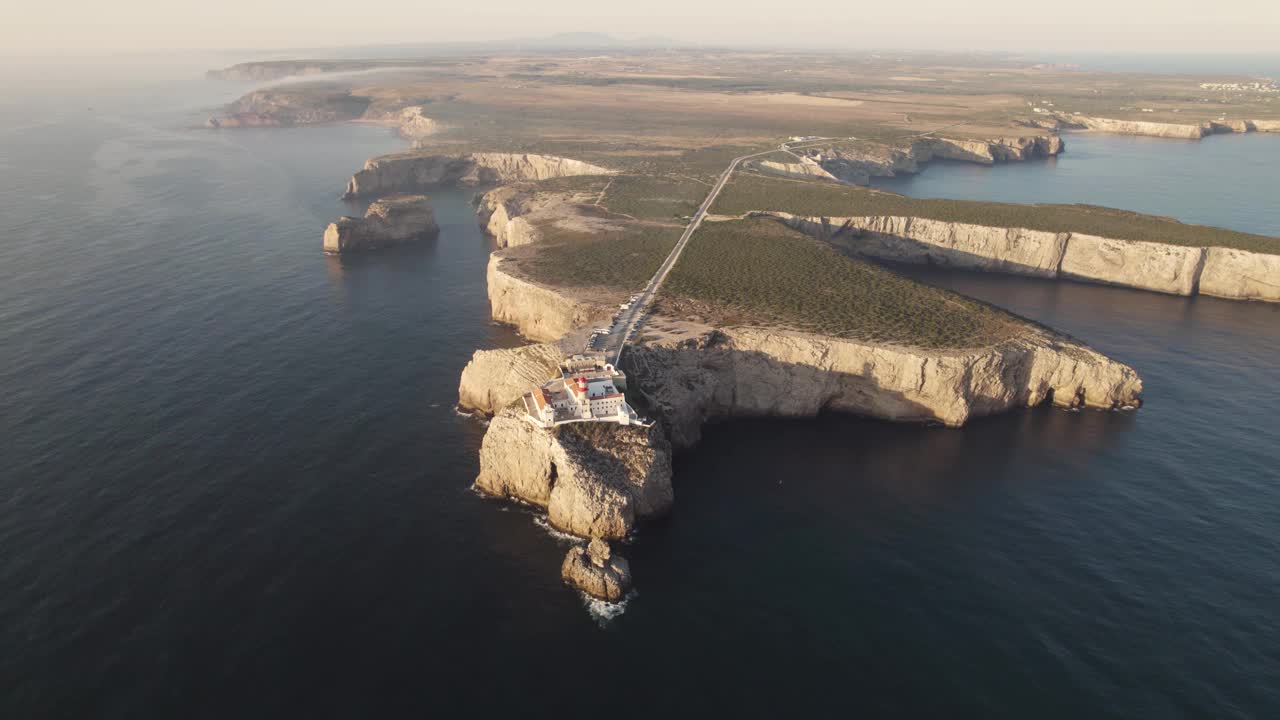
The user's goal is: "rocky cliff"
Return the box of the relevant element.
[475,406,673,539]
[1058,115,1280,140]
[322,195,438,254]
[486,255,609,341]
[207,89,371,128]
[562,539,632,602]
[795,135,1064,184]
[624,326,1142,449]
[358,105,442,140]
[458,343,562,414]
[768,213,1280,302]
[476,187,542,248]
[343,152,614,199]
[1199,247,1280,302]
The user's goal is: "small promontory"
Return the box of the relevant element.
[342,152,614,199]
[323,195,438,254]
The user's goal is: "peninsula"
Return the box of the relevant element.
[209,48,1280,604]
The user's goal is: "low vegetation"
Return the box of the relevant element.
[508,221,681,291]
[599,174,708,220]
[663,219,1027,348]
[714,173,1280,254]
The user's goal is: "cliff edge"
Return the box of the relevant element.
[323,195,438,254]
[475,406,673,540]
[343,152,614,200]
[625,326,1142,449]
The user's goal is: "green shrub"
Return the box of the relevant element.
[664,219,1029,348]
[714,173,1280,254]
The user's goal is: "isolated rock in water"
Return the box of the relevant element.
[561,539,633,601]
[323,194,438,254]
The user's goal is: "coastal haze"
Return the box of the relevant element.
[3,25,1280,720]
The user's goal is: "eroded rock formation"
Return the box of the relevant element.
[747,158,842,182]
[474,406,673,539]
[343,152,614,199]
[322,195,438,254]
[487,255,609,341]
[359,105,442,140]
[624,326,1142,449]
[562,539,633,602]
[458,343,562,414]
[476,187,544,248]
[768,213,1280,301]
[794,135,1064,185]
[207,89,371,128]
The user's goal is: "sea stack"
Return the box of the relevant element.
[323,194,439,254]
[562,539,633,602]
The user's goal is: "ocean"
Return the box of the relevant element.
[2,57,1278,718]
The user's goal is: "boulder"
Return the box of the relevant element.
[561,539,633,601]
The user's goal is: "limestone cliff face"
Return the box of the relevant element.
[1069,116,1208,139]
[207,89,371,128]
[1058,234,1205,296]
[562,539,632,602]
[458,343,562,414]
[359,105,442,140]
[797,135,1063,184]
[766,213,1279,301]
[624,327,1142,449]
[1061,115,1280,139]
[476,187,541,248]
[343,152,614,199]
[322,195,438,253]
[475,407,673,539]
[923,135,1065,165]
[487,255,608,342]
[1199,247,1280,302]
[779,214,1068,278]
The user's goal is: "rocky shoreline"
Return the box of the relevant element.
[766,213,1280,302]
[342,152,614,200]
[774,135,1066,185]
[323,195,438,254]
[1053,115,1280,140]
[459,255,1142,604]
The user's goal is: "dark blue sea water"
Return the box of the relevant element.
[873,132,1280,236]
[3,58,1279,718]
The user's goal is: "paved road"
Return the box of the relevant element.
[592,146,782,365]
[589,138,860,364]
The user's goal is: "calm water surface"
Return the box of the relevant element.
[873,131,1280,236]
[2,60,1279,718]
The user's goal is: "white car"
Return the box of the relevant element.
[594,328,611,335]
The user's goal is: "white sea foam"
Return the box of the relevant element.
[533,516,580,543]
[583,589,637,626]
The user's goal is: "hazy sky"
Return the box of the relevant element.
[5,0,1279,54]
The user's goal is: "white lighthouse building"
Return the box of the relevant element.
[521,353,644,428]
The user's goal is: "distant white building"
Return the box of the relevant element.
[521,353,645,428]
